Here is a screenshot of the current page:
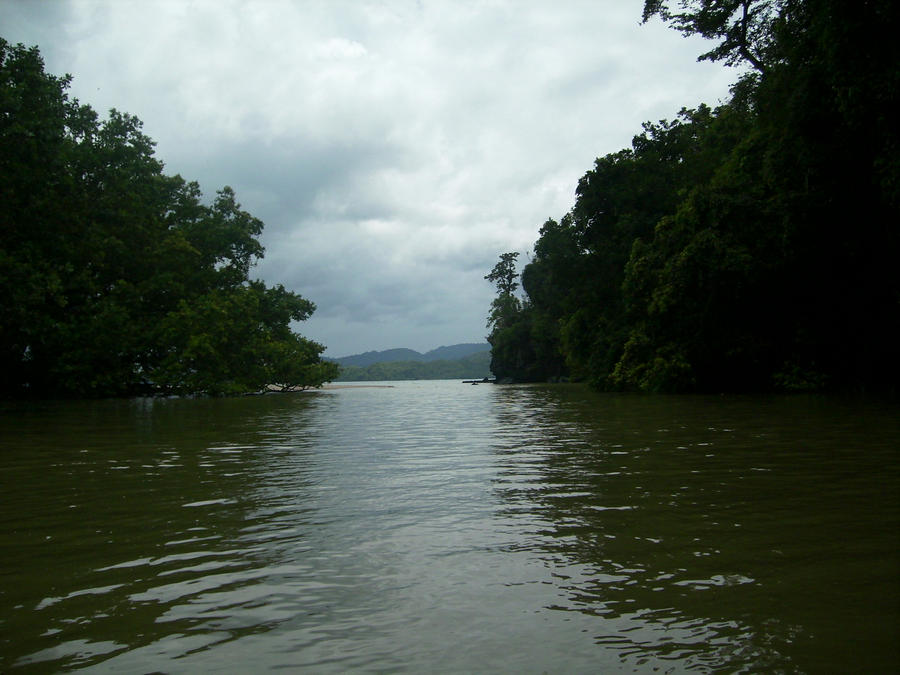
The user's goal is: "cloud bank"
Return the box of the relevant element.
[1,0,739,355]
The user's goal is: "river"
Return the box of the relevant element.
[1,381,897,672]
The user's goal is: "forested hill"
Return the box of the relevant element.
[485,0,899,394]
[333,350,491,382]
[331,349,422,368]
[0,39,339,397]
[328,343,489,368]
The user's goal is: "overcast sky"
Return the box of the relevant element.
[2,0,739,357]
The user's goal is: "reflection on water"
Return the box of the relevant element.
[0,383,897,672]
[489,387,900,672]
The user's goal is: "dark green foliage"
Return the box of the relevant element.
[642,0,785,73]
[486,0,900,391]
[0,39,339,397]
[484,252,555,382]
[484,252,521,331]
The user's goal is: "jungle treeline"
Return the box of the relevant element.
[0,38,339,397]
[486,0,899,392]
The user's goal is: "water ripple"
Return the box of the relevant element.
[1,385,897,672]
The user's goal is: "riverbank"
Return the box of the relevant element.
[264,384,394,392]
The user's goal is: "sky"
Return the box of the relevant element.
[1,0,740,357]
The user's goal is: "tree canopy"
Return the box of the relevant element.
[642,0,786,73]
[0,38,339,397]
[486,0,899,392]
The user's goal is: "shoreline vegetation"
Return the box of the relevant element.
[484,1,899,394]
[264,384,395,392]
[0,38,339,398]
[4,2,897,400]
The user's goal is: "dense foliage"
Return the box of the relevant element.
[333,350,491,382]
[486,0,899,392]
[0,39,339,397]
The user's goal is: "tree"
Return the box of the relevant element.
[642,0,785,73]
[484,252,527,381]
[622,0,900,391]
[484,252,522,332]
[483,0,899,392]
[485,252,520,299]
[484,250,567,382]
[518,105,747,388]
[0,38,338,397]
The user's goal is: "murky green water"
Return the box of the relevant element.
[1,381,898,672]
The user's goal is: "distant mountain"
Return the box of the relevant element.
[333,349,492,382]
[328,343,489,368]
[330,348,422,368]
[421,343,490,362]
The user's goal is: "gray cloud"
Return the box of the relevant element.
[1,0,739,356]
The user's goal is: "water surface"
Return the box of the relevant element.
[1,381,898,672]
